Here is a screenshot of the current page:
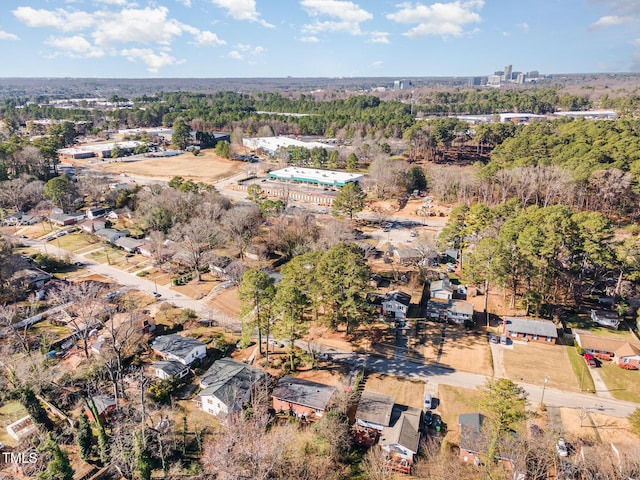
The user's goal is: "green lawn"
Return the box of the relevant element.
[566,345,596,393]
[54,233,97,251]
[598,363,640,403]
[0,401,29,447]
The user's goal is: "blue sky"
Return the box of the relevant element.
[0,0,638,78]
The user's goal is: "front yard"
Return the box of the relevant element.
[598,363,640,403]
[437,325,493,376]
[503,343,581,392]
[363,372,425,409]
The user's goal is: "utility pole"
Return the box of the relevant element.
[139,368,149,445]
[540,376,549,405]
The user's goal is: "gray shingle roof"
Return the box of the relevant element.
[199,358,268,409]
[152,334,205,360]
[504,317,557,338]
[384,291,411,306]
[152,360,188,377]
[356,391,395,427]
[272,376,335,411]
[379,405,422,454]
[459,413,486,453]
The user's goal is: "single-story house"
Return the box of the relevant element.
[272,376,335,420]
[590,310,620,329]
[152,360,190,380]
[114,236,145,253]
[355,391,395,432]
[393,248,422,265]
[576,330,640,368]
[458,413,518,472]
[151,334,207,366]
[614,343,640,368]
[199,358,269,416]
[430,278,454,300]
[447,300,474,324]
[459,413,486,464]
[95,228,128,244]
[86,207,108,219]
[9,267,52,290]
[49,212,82,226]
[379,405,423,467]
[86,395,117,424]
[503,317,558,344]
[382,291,412,319]
[3,212,38,226]
[79,219,107,233]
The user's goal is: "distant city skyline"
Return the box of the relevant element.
[0,1,638,78]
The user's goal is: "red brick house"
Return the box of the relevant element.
[503,317,558,344]
[272,376,335,420]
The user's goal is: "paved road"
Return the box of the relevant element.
[309,344,639,418]
[26,238,241,332]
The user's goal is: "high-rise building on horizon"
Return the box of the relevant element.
[503,64,513,81]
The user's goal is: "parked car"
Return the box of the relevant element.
[556,438,569,457]
[151,291,161,299]
[489,334,498,344]
[424,410,433,427]
[500,335,509,345]
[583,353,597,368]
[424,393,435,410]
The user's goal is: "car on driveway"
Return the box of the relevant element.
[489,334,498,344]
[424,410,433,427]
[583,353,597,368]
[151,291,161,299]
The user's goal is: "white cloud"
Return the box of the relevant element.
[177,0,192,6]
[210,0,273,27]
[371,60,383,67]
[517,22,529,32]
[228,43,265,60]
[93,0,132,5]
[92,7,184,47]
[13,6,96,32]
[368,31,390,43]
[120,48,183,73]
[301,0,372,36]
[0,30,18,41]
[387,0,484,38]
[190,30,226,46]
[589,15,630,29]
[45,35,104,58]
[300,36,319,42]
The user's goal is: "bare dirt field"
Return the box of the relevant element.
[503,343,580,392]
[559,408,636,447]
[438,325,493,376]
[363,372,425,409]
[206,286,242,319]
[92,151,242,182]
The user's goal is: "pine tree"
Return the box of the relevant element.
[37,433,74,480]
[134,432,153,480]
[77,411,94,461]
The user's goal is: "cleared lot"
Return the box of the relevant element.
[438,325,493,376]
[93,151,242,183]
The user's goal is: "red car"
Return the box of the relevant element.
[583,353,597,368]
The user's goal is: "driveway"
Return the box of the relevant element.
[589,367,614,399]
[490,342,506,378]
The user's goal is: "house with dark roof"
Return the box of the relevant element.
[459,413,486,463]
[382,291,412,319]
[79,219,107,233]
[152,360,190,380]
[151,334,207,366]
[86,395,117,424]
[379,405,423,465]
[86,207,108,219]
[199,358,269,416]
[590,309,620,329]
[355,391,395,432]
[272,376,335,420]
[503,317,558,344]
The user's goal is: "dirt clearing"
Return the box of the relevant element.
[93,151,242,183]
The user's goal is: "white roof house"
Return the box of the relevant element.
[430,278,454,300]
[590,310,620,329]
[267,167,363,187]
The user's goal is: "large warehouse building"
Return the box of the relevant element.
[267,167,363,187]
[243,136,333,155]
